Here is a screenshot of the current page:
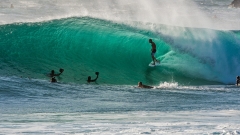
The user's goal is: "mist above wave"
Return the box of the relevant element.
[0,0,239,30]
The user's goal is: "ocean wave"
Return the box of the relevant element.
[0,17,240,85]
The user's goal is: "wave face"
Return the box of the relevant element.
[0,17,240,85]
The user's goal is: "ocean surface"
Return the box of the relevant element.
[1,0,240,134]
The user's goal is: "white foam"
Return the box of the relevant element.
[156,82,179,89]
[1,110,240,134]
[0,0,239,30]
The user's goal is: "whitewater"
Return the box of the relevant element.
[1,0,240,134]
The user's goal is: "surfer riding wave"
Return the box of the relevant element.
[149,39,160,65]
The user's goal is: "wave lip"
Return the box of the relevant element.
[0,17,240,85]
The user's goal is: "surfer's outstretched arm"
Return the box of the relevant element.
[92,75,98,81]
[92,72,99,81]
[49,68,64,77]
[87,72,99,83]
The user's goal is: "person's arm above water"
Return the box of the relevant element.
[54,68,64,76]
[49,68,64,77]
[87,72,99,83]
[91,72,99,82]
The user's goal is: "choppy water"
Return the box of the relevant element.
[1,76,240,134]
[1,0,240,134]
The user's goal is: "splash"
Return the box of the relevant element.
[156,82,179,89]
[0,17,240,85]
[0,0,240,30]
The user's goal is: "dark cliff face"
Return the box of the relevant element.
[230,0,240,8]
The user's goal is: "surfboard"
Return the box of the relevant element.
[149,61,160,67]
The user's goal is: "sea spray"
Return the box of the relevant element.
[0,17,240,85]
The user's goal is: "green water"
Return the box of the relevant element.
[0,17,240,85]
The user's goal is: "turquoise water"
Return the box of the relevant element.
[1,17,240,134]
[1,0,240,134]
[0,17,240,85]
